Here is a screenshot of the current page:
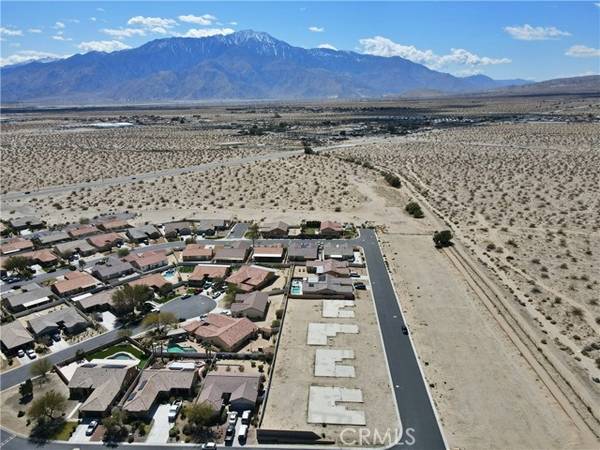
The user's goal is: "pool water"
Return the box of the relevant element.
[290,280,303,295]
[167,344,196,353]
[108,352,135,360]
[163,269,176,276]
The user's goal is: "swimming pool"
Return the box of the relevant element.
[108,352,135,360]
[290,280,303,296]
[167,344,196,353]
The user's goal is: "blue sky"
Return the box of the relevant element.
[1,1,598,80]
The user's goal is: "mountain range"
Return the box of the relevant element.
[1,30,532,104]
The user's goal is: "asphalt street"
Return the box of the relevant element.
[160,294,216,320]
[0,230,445,449]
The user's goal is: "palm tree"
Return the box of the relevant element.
[247,222,260,248]
[201,341,215,357]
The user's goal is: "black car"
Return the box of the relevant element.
[225,425,235,442]
[401,325,409,335]
[353,282,366,290]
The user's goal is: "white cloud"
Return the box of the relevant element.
[54,21,65,30]
[504,24,570,41]
[90,17,97,22]
[230,21,238,26]
[102,27,146,38]
[318,43,337,50]
[28,28,43,34]
[78,40,131,53]
[127,16,177,30]
[0,50,64,67]
[0,27,23,37]
[358,36,510,70]
[52,34,72,41]
[309,26,324,33]
[176,28,234,38]
[565,44,600,58]
[96,7,105,12]
[178,14,217,25]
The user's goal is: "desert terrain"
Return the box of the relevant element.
[1,94,599,448]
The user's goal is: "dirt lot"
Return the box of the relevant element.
[261,285,398,445]
[0,372,77,435]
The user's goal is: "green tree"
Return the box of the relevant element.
[201,341,216,356]
[117,248,130,257]
[111,284,153,316]
[28,390,67,422]
[19,379,33,399]
[433,230,453,248]
[405,201,424,219]
[30,358,52,380]
[4,255,32,278]
[142,311,177,333]
[102,408,128,442]
[384,172,401,188]
[185,402,214,430]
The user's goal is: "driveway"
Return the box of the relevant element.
[70,422,93,443]
[49,339,70,353]
[160,294,216,320]
[145,404,171,444]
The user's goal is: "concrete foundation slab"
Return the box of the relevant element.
[307,323,359,346]
[308,386,366,425]
[322,300,355,318]
[315,348,355,377]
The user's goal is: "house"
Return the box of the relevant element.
[87,233,125,251]
[213,242,250,264]
[0,320,34,356]
[98,219,131,232]
[306,259,351,277]
[67,224,100,239]
[75,289,116,312]
[198,371,261,414]
[3,249,58,269]
[182,244,213,262]
[287,241,319,261]
[192,219,229,236]
[189,264,230,285]
[183,314,258,351]
[123,369,197,418]
[259,221,289,238]
[225,265,275,292]
[252,244,286,262]
[69,363,138,417]
[28,307,89,337]
[124,250,168,272]
[129,273,172,292]
[126,225,160,242]
[9,216,44,231]
[0,237,34,255]
[320,220,343,238]
[52,271,102,297]
[231,292,269,320]
[300,275,354,299]
[163,221,193,239]
[323,242,355,261]
[32,230,70,247]
[2,283,55,313]
[54,239,96,258]
[91,257,135,281]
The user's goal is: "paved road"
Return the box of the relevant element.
[228,222,249,239]
[357,229,445,449]
[0,231,445,449]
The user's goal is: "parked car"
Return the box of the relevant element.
[86,420,98,436]
[237,424,248,442]
[353,282,366,290]
[224,425,235,442]
[181,294,191,300]
[17,349,25,358]
[51,333,61,342]
[25,349,37,359]
[202,443,217,449]
[168,400,182,422]
[350,272,360,278]
[401,325,409,335]
[212,291,221,299]
[241,410,252,425]
[227,411,238,425]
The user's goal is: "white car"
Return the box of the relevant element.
[168,400,182,422]
[25,349,37,359]
[241,410,252,424]
[237,424,248,441]
[86,420,98,436]
[227,411,238,425]
[17,349,25,358]
[202,443,217,449]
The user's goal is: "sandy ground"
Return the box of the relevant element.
[0,373,76,435]
[261,287,398,446]
[2,101,599,448]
